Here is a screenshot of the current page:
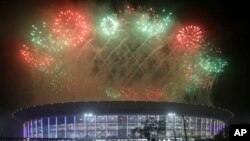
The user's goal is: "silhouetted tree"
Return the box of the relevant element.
[131,116,166,141]
[214,127,228,141]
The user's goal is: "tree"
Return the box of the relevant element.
[214,127,228,141]
[131,116,166,141]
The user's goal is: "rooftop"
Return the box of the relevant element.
[13,101,233,121]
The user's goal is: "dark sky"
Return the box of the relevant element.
[0,0,249,137]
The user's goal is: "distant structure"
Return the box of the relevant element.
[13,101,233,140]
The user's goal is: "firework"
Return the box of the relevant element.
[99,15,119,37]
[176,25,203,52]
[20,44,55,73]
[184,73,202,94]
[197,55,228,73]
[30,22,66,52]
[19,6,227,106]
[50,73,63,94]
[20,44,34,63]
[120,87,140,101]
[135,12,172,37]
[52,10,90,47]
[145,87,164,101]
[105,88,120,99]
[30,22,49,49]
[124,5,135,14]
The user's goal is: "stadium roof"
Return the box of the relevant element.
[13,101,233,121]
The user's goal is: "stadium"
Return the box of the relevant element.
[13,3,233,141]
[13,101,233,140]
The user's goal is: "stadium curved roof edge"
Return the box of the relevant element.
[13,101,233,121]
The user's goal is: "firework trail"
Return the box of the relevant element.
[19,5,227,106]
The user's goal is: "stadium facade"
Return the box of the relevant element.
[13,102,233,140]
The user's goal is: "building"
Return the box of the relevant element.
[13,101,233,140]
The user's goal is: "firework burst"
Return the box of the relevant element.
[20,44,55,73]
[176,25,203,53]
[52,10,90,47]
[99,15,119,37]
[19,6,227,106]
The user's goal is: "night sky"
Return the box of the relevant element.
[0,0,249,137]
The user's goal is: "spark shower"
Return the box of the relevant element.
[19,5,227,106]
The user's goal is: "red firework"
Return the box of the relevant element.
[120,87,139,101]
[176,25,203,52]
[144,87,164,101]
[20,44,54,72]
[20,44,34,63]
[52,10,90,47]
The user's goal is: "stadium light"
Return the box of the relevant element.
[167,113,175,116]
